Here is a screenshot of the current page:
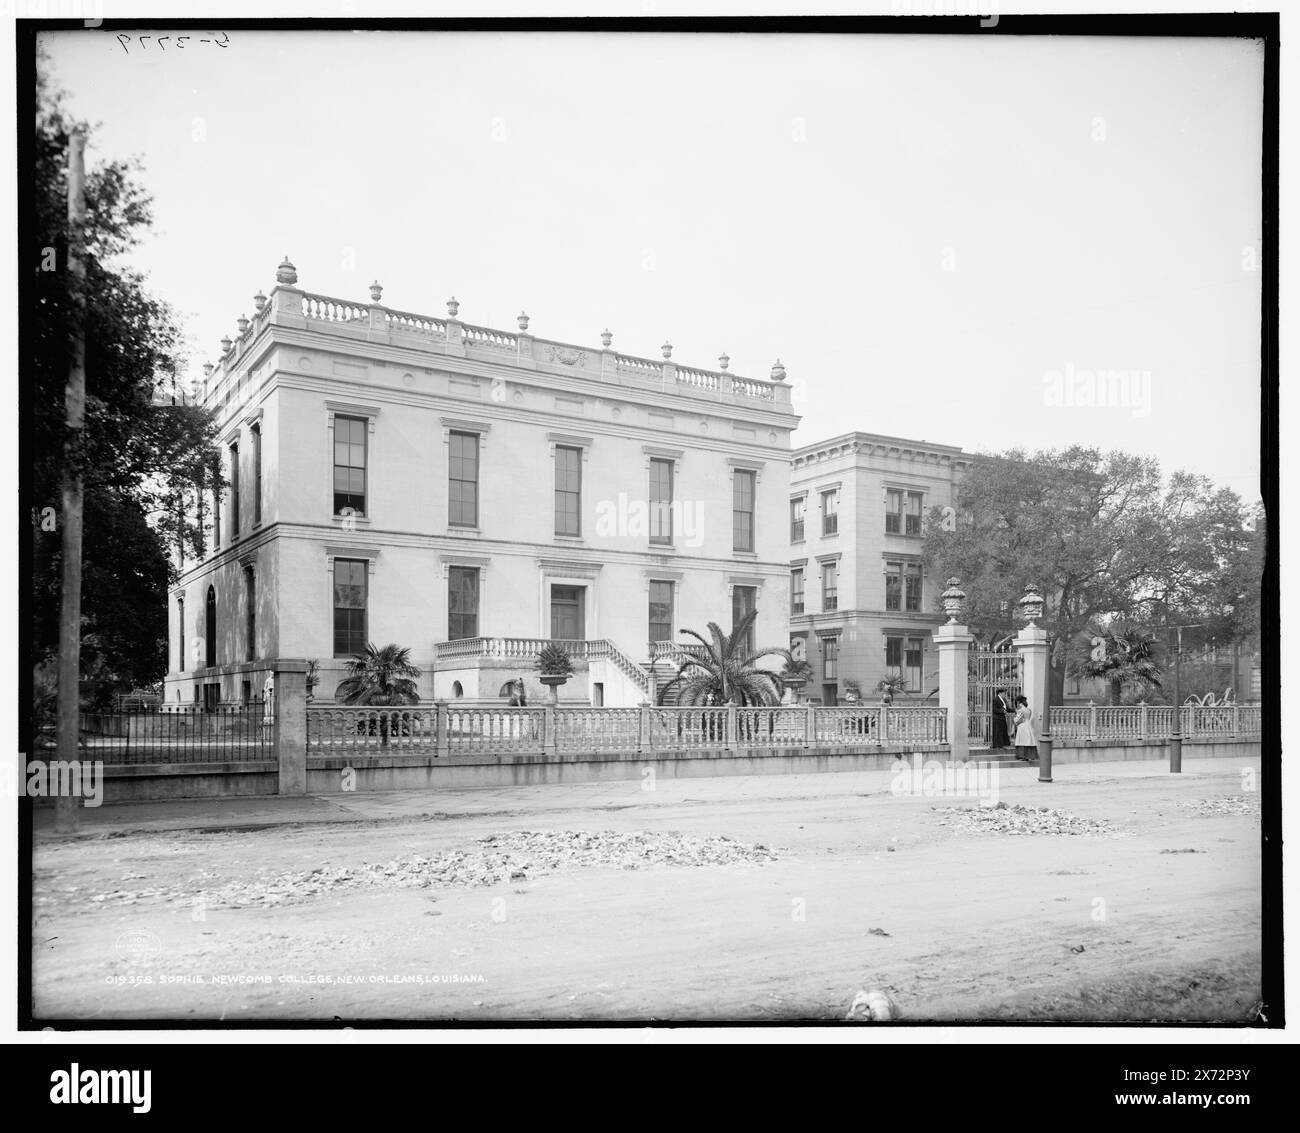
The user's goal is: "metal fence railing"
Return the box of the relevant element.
[75,701,274,765]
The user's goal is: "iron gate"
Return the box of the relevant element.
[968,645,1022,749]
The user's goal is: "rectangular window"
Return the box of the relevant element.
[244,566,255,662]
[332,558,368,657]
[211,459,221,549]
[448,566,479,640]
[821,561,838,612]
[821,489,839,536]
[885,635,903,678]
[251,423,262,525]
[648,580,673,643]
[733,470,755,552]
[885,488,902,534]
[791,568,805,615]
[885,562,902,611]
[333,415,367,516]
[649,459,673,544]
[229,442,240,535]
[555,445,582,536]
[905,491,924,536]
[905,563,923,612]
[448,431,479,527]
[790,497,806,542]
[731,585,756,654]
[823,637,839,680]
[905,636,924,692]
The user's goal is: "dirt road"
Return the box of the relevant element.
[31,760,1264,1023]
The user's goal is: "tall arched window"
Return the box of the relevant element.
[205,585,217,668]
[177,595,185,672]
[244,566,256,662]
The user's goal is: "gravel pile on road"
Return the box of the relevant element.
[87,830,779,909]
[933,802,1122,838]
[1178,796,1260,818]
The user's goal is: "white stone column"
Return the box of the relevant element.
[1014,623,1051,744]
[933,622,973,763]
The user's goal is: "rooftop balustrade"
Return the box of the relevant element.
[199,257,793,415]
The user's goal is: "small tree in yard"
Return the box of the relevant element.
[1072,625,1163,706]
[659,610,787,707]
[334,644,421,744]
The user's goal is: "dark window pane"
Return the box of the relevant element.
[448,566,479,640]
[333,415,367,517]
[648,580,673,642]
[555,446,582,536]
[733,471,755,551]
[333,559,367,656]
[649,459,673,542]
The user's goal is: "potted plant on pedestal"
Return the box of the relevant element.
[536,643,574,705]
[779,657,814,704]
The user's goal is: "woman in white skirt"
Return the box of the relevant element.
[1012,695,1037,762]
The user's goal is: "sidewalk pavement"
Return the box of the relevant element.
[29,757,1254,839]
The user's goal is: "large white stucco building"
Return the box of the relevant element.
[165,258,799,708]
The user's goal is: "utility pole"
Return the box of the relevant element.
[1167,622,1202,774]
[55,127,87,834]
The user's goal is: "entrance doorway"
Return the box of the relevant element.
[550,585,585,640]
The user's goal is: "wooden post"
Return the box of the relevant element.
[55,128,87,834]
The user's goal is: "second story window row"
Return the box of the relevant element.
[886,488,924,536]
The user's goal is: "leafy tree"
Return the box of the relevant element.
[30,54,220,699]
[923,446,1258,704]
[33,485,172,702]
[659,610,787,706]
[334,644,422,706]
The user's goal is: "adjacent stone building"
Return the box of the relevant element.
[787,432,972,706]
[164,259,799,709]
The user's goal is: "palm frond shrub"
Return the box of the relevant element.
[1073,625,1163,706]
[658,610,788,707]
[536,642,574,678]
[334,643,422,706]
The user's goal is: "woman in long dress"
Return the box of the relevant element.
[1013,695,1037,762]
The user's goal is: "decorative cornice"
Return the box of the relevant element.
[440,416,493,433]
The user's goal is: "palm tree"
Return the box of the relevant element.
[333,643,422,745]
[658,610,788,706]
[334,643,422,704]
[1075,625,1163,705]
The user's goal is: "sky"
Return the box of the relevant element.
[39,27,1265,501]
